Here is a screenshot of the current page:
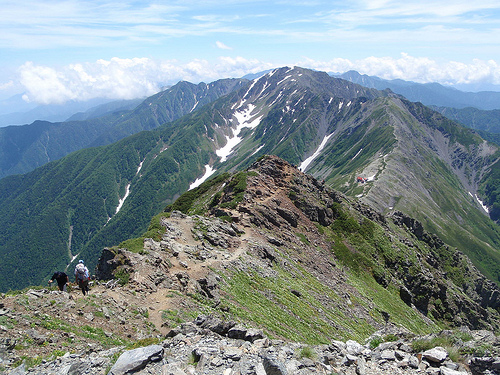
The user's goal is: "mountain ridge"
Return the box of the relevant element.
[1,67,500,293]
[2,155,500,373]
[0,78,247,179]
[337,70,500,110]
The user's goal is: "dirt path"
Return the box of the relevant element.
[144,215,253,334]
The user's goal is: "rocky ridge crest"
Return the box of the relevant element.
[2,155,500,374]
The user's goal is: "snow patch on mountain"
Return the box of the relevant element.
[189,164,216,190]
[114,157,146,216]
[137,159,145,176]
[299,133,334,172]
[475,193,490,213]
[352,148,363,160]
[216,104,263,163]
[190,95,199,112]
[277,75,292,86]
[116,184,131,215]
[251,145,265,156]
[239,80,258,106]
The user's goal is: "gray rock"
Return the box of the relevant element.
[443,361,459,370]
[408,355,420,369]
[245,328,265,342]
[300,357,315,368]
[108,344,163,375]
[84,312,94,321]
[471,330,497,344]
[400,343,413,352]
[346,340,363,356]
[26,329,48,345]
[380,349,396,361]
[224,347,243,361]
[6,364,26,374]
[263,356,287,375]
[493,358,500,370]
[377,341,398,351]
[67,361,90,375]
[210,356,223,367]
[440,367,467,375]
[285,358,302,373]
[395,350,406,360]
[161,363,189,375]
[194,315,236,335]
[330,340,347,353]
[228,325,248,340]
[422,347,448,363]
[344,354,358,365]
[356,355,366,375]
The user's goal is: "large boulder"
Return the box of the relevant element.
[108,344,163,375]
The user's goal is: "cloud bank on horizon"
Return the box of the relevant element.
[15,55,500,105]
[1,0,500,104]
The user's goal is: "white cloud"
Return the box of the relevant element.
[0,81,14,91]
[299,54,500,86]
[19,58,162,104]
[18,56,275,104]
[216,41,232,50]
[323,0,500,25]
[15,54,500,105]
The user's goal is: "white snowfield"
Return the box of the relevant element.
[190,101,264,190]
[189,164,216,190]
[299,133,334,172]
[115,157,146,216]
[478,196,490,214]
[216,103,263,163]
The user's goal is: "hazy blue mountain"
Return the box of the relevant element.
[0,97,116,127]
[430,106,500,134]
[337,70,500,110]
[65,98,144,121]
[0,94,37,116]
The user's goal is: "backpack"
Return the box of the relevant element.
[75,263,89,281]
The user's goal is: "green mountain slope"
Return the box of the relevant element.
[0,78,246,179]
[431,106,500,134]
[2,66,500,293]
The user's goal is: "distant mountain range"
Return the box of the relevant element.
[337,70,500,143]
[0,97,120,127]
[0,79,247,179]
[1,67,500,294]
[430,106,500,133]
[1,70,500,182]
[336,70,500,110]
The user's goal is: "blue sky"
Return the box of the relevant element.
[1,0,500,104]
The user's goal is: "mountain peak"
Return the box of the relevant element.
[161,155,500,333]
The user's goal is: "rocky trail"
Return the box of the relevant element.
[1,207,499,375]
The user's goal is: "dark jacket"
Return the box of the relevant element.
[50,271,68,285]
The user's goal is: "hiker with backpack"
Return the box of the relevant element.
[74,260,90,296]
[48,271,69,292]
